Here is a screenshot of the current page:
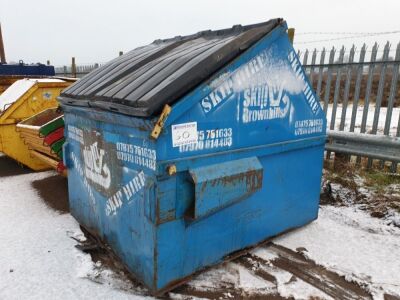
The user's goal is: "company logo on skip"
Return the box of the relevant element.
[83,142,111,189]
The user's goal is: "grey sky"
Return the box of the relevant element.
[1,0,400,66]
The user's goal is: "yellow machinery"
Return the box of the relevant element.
[0,78,71,170]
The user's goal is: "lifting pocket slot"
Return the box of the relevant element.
[186,156,263,220]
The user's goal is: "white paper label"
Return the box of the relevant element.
[171,122,198,147]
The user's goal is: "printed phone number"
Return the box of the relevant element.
[179,128,233,153]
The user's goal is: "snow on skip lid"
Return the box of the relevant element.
[0,78,65,112]
[274,205,400,299]
[209,47,304,95]
[230,53,304,94]
[33,78,65,83]
[0,79,35,111]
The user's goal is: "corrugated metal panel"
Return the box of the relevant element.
[59,19,283,117]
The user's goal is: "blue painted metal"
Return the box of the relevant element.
[61,20,326,294]
[188,157,263,219]
[0,62,55,76]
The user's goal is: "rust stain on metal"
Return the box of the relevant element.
[219,168,263,193]
[167,164,177,176]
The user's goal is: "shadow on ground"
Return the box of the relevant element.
[0,155,33,177]
[31,175,69,214]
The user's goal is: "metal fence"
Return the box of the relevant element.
[55,63,104,78]
[298,41,400,172]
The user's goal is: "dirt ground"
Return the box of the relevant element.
[0,155,32,177]
[321,158,400,227]
[31,174,69,213]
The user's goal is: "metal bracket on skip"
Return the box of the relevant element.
[150,104,172,139]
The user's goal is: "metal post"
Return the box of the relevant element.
[369,41,390,168]
[309,48,317,87]
[387,42,400,172]
[302,49,309,66]
[394,113,400,172]
[327,46,345,160]
[316,48,326,98]
[330,46,345,130]
[360,42,378,134]
[323,47,336,114]
[350,44,366,132]
[357,42,378,165]
[71,57,77,78]
[288,28,295,44]
[0,23,6,63]
[339,45,356,131]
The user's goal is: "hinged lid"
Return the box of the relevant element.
[59,19,284,117]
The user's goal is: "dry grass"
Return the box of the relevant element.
[322,157,400,222]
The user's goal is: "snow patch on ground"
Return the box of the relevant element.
[251,247,279,261]
[250,252,333,300]
[272,269,333,300]
[0,171,153,300]
[229,263,273,292]
[386,209,400,227]
[274,206,400,299]
[184,264,239,292]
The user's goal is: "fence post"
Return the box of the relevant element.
[339,45,356,131]
[330,46,345,130]
[327,46,345,160]
[303,49,309,66]
[350,44,367,132]
[357,42,378,165]
[394,112,400,172]
[369,41,391,168]
[316,48,326,98]
[323,47,336,114]
[309,48,317,87]
[387,42,400,172]
[360,43,379,134]
[288,28,295,44]
[71,57,77,78]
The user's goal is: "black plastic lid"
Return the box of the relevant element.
[59,18,283,117]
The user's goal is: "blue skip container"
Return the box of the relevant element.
[59,18,326,294]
